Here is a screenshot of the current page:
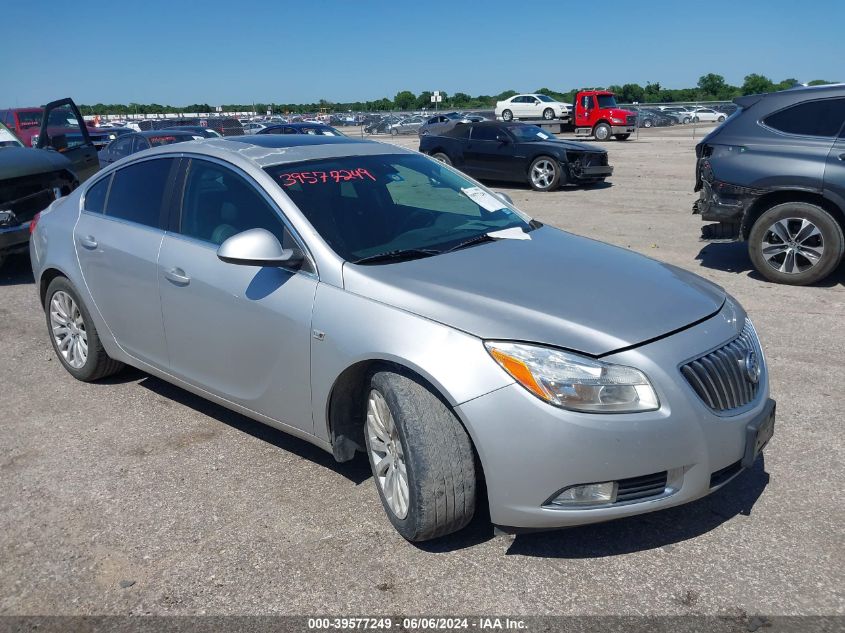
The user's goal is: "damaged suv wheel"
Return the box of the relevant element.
[748,202,844,285]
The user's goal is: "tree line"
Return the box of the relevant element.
[77,73,836,116]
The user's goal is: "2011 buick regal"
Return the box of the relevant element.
[30,134,775,541]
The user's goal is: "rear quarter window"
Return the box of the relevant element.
[84,176,111,214]
[763,98,845,138]
[105,158,175,228]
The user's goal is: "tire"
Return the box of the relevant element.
[44,277,124,381]
[717,115,726,122]
[614,134,631,141]
[593,122,611,141]
[748,202,844,285]
[528,156,561,192]
[502,109,513,122]
[542,108,554,120]
[431,152,452,166]
[390,128,398,136]
[683,117,691,124]
[693,116,700,123]
[364,370,476,542]
[643,119,653,128]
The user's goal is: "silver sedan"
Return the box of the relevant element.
[30,135,775,541]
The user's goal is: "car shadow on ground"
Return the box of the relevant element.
[119,368,373,485]
[0,253,35,286]
[695,242,845,287]
[418,458,770,556]
[481,179,613,194]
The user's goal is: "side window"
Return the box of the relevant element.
[132,136,150,153]
[179,159,287,247]
[471,126,501,141]
[43,102,88,151]
[84,176,110,214]
[283,127,296,134]
[105,158,175,228]
[764,99,845,138]
[110,136,133,157]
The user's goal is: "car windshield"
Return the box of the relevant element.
[509,125,554,141]
[0,123,23,147]
[597,95,618,108]
[536,95,556,103]
[265,153,533,262]
[147,135,190,147]
[16,110,42,128]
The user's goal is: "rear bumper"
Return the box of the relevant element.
[694,179,763,236]
[0,222,30,256]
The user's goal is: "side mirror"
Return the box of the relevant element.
[217,228,303,268]
[494,192,514,206]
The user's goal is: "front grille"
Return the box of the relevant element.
[626,115,637,125]
[681,320,761,413]
[615,471,667,503]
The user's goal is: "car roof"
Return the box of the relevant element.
[138,133,408,169]
[138,129,197,138]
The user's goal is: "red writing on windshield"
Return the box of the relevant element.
[280,168,376,187]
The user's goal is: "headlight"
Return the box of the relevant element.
[611,117,624,124]
[484,341,659,413]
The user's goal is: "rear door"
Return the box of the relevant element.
[37,99,99,183]
[74,157,177,368]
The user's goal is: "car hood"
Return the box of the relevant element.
[0,147,74,181]
[527,138,605,153]
[342,226,725,356]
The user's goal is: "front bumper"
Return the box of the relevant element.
[0,222,30,256]
[456,306,773,530]
[610,125,635,134]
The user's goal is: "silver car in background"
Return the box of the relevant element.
[30,135,775,541]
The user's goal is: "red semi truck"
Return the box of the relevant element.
[573,90,637,141]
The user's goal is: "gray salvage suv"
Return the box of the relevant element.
[694,84,845,285]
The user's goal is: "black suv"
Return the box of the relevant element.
[694,84,845,285]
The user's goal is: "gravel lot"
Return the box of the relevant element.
[1,125,843,619]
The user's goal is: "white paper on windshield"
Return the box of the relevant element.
[536,131,551,139]
[461,187,506,212]
[488,227,531,241]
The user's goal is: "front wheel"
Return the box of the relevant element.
[748,202,844,285]
[45,277,124,381]
[692,116,700,123]
[364,370,476,542]
[501,109,513,122]
[643,119,653,128]
[717,115,726,122]
[390,128,398,136]
[593,122,611,141]
[614,134,631,141]
[528,156,561,191]
[431,152,452,166]
[542,108,554,120]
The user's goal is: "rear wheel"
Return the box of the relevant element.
[390,127,398,136]
[593,122,611,141]
[502,109,513,122]
[528,156,561,191]
[643,119,653,128]
[364,370,476,542]
[693,116,700,123]
[748,202,844,285]
[45,277,124,381]
[431,152,452,166]
[542,108,555,120]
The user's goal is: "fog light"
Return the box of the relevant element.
[549,482,616,507]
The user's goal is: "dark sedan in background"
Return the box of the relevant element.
[98,130,199,166]
[256,122,344,136]
[420,121,612,191]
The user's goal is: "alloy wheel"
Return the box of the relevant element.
[530,160,556,189]
[50,290,88,369]
[761,217,825,275]
[366,389,409,519]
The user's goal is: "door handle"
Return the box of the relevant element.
[164,268,191,285]
[79,235,98,249]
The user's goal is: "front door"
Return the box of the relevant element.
[464,126,517,180]
[157,158,317,433]
[73,158,176,367]
[38,99,99,183]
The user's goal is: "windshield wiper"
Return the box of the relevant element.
[352,248,441,265]
[444,233,497,253]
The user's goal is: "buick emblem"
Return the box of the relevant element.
[742,350,761,384]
